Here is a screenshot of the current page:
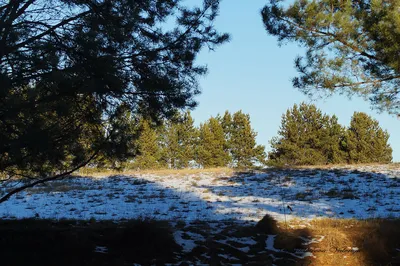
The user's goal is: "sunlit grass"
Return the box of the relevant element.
[77,167,235,177]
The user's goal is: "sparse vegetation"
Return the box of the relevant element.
[77,167,234,178]
[295,192,309,201]
[1,216,399,265]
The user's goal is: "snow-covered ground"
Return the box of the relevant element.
[0,165,399,222]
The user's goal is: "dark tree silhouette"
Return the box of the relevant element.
[0,0,229,202]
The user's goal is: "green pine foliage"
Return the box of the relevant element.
[229,111,266,168]
[269,103,392,166]
[162,111,198,169]
[179,112,199,168]
[269,103,331,165]
[197,117,230,168]
[323,115,348,164]
[96,104,139,170]
[345,112,393,164]
[219,111,233,157]
[132,120,162,170]
[262,0,400,115]
[161,117,180,169]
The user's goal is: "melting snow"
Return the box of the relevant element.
[0,165,398,222]
[299,235,325,245]
[173,231,197,253]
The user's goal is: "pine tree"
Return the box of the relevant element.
[345,112,392,163]
[269,104,392,165]
[220,111,233,142]
[178,111,198,168]
[155,121,169,169]
[322,115,348,164]
[218,110,233,163]
[133,119,162,169]
[161,111,198,169]
[230,111,266,168]
[0,0,228,203]
[269,103,335,165]
[197,117,230,168]
[162,117,181,169]
[97,104,138,169]
[262,0,400,115]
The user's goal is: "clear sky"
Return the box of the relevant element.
[189,0,399,162]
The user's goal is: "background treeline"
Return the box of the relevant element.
[268,103,393,166]
[97,110,267,170]
[94,103,392,170]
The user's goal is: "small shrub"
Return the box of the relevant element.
[283,176,292,182]
[342,192,358,199]
[295,192,308,201]
[325,188,340,198]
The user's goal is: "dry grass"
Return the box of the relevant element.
[387,162,400,169]
[26,182,91,194]
[285,163,397,170]
[1,216,399,265]
[278,218,400,266]
[77,167,234,177]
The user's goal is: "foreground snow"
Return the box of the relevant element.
[0,165,399,222]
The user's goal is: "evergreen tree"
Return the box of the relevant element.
[162,111,198,168]
[218,110,233,162]
[269,104,392,165]
[322,115,348,164]
[269,103,336,165]
[162,116,181,169]
[230,111,266,168]
[178,111,199,168]
[132,120,162,170]
[345,112,392,163]
[220,111,233,142]
[97,104,138,169]
[262,0,400,115]
[197,117,230,168]
[0,0,228,203]
[154,121,169,169]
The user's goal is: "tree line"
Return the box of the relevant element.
[97,103,392,170]
[101,111,267,170]
[268,103,393,166]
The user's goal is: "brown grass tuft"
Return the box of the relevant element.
[287,218,400,266]
[276,163,399,170]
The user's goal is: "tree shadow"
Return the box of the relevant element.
[2,167,398,222]
[199,167,400,221]
[0,166,399,265]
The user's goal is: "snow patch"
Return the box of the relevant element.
[94,246,108,254]
[300,235,325,245]
[173,231,197,253]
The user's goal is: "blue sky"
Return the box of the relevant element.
[189,0,399,162]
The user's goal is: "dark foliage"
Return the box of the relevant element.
[0,219,179,266]
[0,0,229,195]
